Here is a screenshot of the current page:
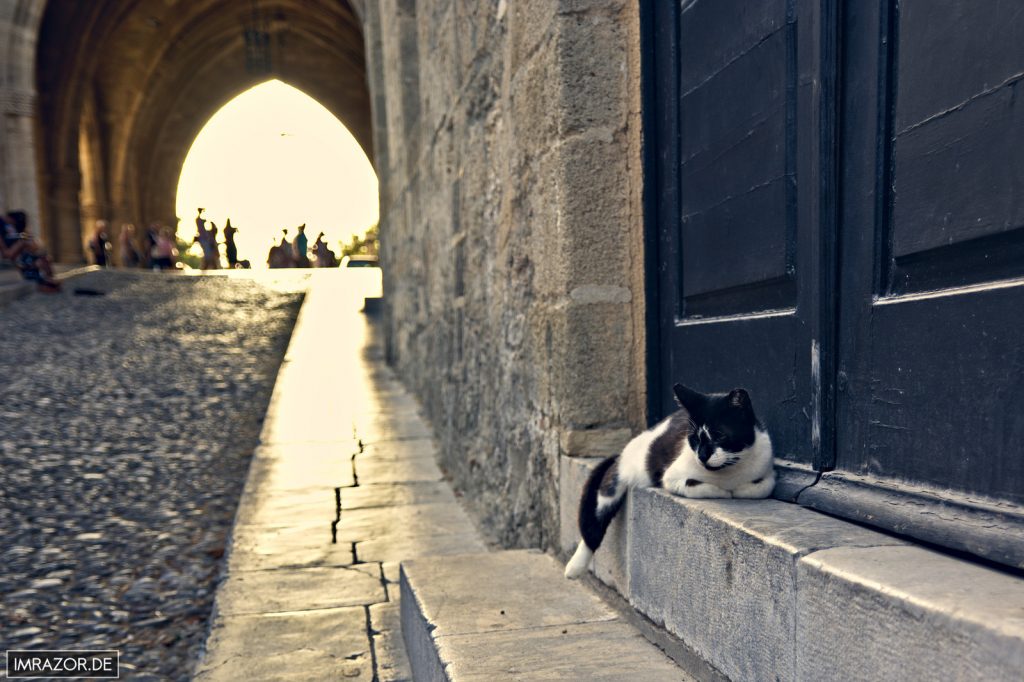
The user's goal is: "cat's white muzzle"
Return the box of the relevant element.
[702,449,729,469]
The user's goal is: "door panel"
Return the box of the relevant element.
[837,0,1024,503]
[651,0,831,472]
[678,11,794,311]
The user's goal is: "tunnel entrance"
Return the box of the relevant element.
[31,0,370,263]
[175,79,377,269]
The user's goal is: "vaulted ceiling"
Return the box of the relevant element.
[35,0,369,249]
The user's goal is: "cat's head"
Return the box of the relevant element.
[673,383,762,471]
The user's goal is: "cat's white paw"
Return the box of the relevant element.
[682,483,732,499]
[564,541,593,579]
[732,474,776,499]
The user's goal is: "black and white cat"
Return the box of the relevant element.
[565,383,774,579]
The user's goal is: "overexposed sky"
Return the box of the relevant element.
[175,79,378,264]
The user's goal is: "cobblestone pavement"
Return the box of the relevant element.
[0,270,305,680]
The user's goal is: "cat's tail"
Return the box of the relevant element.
[565,455,625,579]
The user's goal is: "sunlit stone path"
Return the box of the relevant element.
[195,272,485,681]
[0,270,304,680]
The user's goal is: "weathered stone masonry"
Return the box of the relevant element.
[360,0,647,548]
[0,0,648,551]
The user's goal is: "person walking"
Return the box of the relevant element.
[152,226,178,270]
[118,223,140,268]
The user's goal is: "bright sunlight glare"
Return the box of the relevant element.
[175,79,378,267]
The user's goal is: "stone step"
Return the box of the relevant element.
[400,550,691,681]
[560,455,1024,682]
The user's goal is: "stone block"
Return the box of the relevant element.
[796,545,1024,681]
[627,490,907,682]
[354,412,435,443]
[336,503,479,542]
[559,426,632,457]
[400,550,684,681]
[341,481,459,511]
[550,301,632,427]
[227,517,360,572]
[357,532,485,564]
[555,11,630,135]
[353,452,444,484]
[437,622,685,681]
[509,40,560,161]
[508,0,558,75]
[250,442,358,490]
[195,606,371,681]
[214,564,385,616]
[558,455,630,594]
[370,601,413,682]
[556,133,632,286]
[416,0,458,136]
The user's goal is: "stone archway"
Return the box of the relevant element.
[4,0,369,262]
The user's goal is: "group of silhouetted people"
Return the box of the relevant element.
[192,209,248,270]
[88,221,182,271]
[266,223,338,269]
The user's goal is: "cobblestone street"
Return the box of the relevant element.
[0,271,304,680]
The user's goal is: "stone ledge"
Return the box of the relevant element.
[560,454,1024,681]
[400,550,686,681]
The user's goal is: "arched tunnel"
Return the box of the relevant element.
[25,0,371,262]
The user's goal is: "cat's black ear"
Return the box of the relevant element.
[673,383,705,415]
[728,388,752,410]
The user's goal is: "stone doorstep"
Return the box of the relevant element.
[560,455,1024,682]
[400,550,689,681]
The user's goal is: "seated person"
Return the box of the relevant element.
[1,211,61,291]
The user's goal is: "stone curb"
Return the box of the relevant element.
[560,455,1024,681]
[400,550,688,681]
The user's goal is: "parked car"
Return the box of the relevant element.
[341,255,379,268]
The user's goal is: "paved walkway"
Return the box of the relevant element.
[195,272,485,681]
[0,269,304,680]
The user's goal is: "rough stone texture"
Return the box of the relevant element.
[796,546,1024,681]
[0,270,302,680]
[370,601,414,682]
[628,491,908,682]
[362,0,647,550]
[559,455,630,594]
[195,607,372,681]
[214,565,385,616]
[400,550,687,681]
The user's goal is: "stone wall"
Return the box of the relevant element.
[362,0,647,548]
[0,0,45,230]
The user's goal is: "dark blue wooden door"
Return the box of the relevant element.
[646,0,1024,566]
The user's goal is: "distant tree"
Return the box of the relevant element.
[340,223,378,258]
[176,237,203,269]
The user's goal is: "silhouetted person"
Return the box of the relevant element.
[223,218,239,268]
[293,223,310,268]
[88,221,110,267]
